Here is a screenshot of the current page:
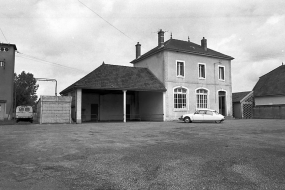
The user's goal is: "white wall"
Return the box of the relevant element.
[255,96,285,106]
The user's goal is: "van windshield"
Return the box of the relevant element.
[19,107,24,111]
[25,107,30,112]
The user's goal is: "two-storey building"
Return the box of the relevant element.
[60,30,234,123]
[131,30,234,120]
[0,43,17,120]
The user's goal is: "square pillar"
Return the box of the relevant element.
[123,90,127,122]
[76,88,82,124]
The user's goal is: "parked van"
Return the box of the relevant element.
[16,106,33,123]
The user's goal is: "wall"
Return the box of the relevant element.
[133,51,164,83]
[255,96,285,106]
[0,44,16,120]
[37,96,72,124]
[164,51,232,120]
[253,105,285,119]
[139,91,164,121]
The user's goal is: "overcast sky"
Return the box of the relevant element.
[1,0,284,96]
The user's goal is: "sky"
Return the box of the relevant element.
[1,0,285,96]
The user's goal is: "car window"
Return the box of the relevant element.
[19,107,24,111]
[205,110,213,115]
[198,110,206,114]
[25,107,30,112]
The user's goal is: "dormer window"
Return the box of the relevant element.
[176,60,185,77]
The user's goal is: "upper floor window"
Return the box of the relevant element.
[219,66,225,81]
[198,63,206,79]
[0,61,5,68]
[174,87,187,109]
[176,61,185,77]
[196,88,208,109]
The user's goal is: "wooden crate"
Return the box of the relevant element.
[37,96,72,124]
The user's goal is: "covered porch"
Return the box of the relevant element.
[73,88,166,123]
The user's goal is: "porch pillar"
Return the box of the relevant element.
[123,90,127,122]
[163,91,166,121]
[76,88,82,124]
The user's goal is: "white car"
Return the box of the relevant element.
[179,109,225,123]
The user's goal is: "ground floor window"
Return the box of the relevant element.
[196,89,208,108]
[174,87,187,109]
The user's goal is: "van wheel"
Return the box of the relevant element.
[184,117,192,123]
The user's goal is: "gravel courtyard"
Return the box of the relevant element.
[1,119,285,190]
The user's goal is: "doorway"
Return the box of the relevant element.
[0,103,5,121]
[126,104,130,121]
[218,91,226,116]
[91,104,99,121]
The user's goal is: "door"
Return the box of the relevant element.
[218,91,226,116]
[91,104,98,121]
[126,104,130,121]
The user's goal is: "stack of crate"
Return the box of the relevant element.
[37,96,72,124]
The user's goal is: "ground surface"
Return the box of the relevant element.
[0,119,285,190]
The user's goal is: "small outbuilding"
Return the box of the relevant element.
[232,91,253,119]
[37,96,72,124]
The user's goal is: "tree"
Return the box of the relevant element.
[14,71,39,108]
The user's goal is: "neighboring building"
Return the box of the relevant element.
[131,30,234,120]
[232,91,253,119]
[60,30,234,123]
[0,43,17,120]
[253,64,285,119]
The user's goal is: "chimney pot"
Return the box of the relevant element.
[135,42,141,59]
[158,29,165,47]
[201,37,207,51]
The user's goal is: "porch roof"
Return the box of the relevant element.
[60,64,166,95]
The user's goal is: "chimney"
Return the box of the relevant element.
[158,29,165,47]
[201,37,207,51]
[135,42,141,58]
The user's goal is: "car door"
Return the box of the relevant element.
[203,110,214,121]
[192,110,205,121]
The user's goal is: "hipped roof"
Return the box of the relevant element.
[60,64,166,95]
[253,65,285,97]
[131,38,234,63]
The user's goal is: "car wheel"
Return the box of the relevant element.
[184,117,191,123]
[215,120,222,123]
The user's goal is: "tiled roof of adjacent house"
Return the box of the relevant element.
[60,64,166,94]
[131,39,234,63]
[253,65,285,97]
[232,91,252,103]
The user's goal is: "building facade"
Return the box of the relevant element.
[131,30,234,120]
[0,43,17,120]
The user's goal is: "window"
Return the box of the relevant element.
[219,66,225,81]
[176,61,185,77]
[174,87,187,109]
[198,63,206,79]
[0,61,5,68]
[196,89,208,108]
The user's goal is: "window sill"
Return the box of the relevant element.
[174,109,188,112]
[176,75,185,78]
[219,79,225,82]
[198,77,206,80]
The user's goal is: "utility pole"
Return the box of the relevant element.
[35,78,57,96]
